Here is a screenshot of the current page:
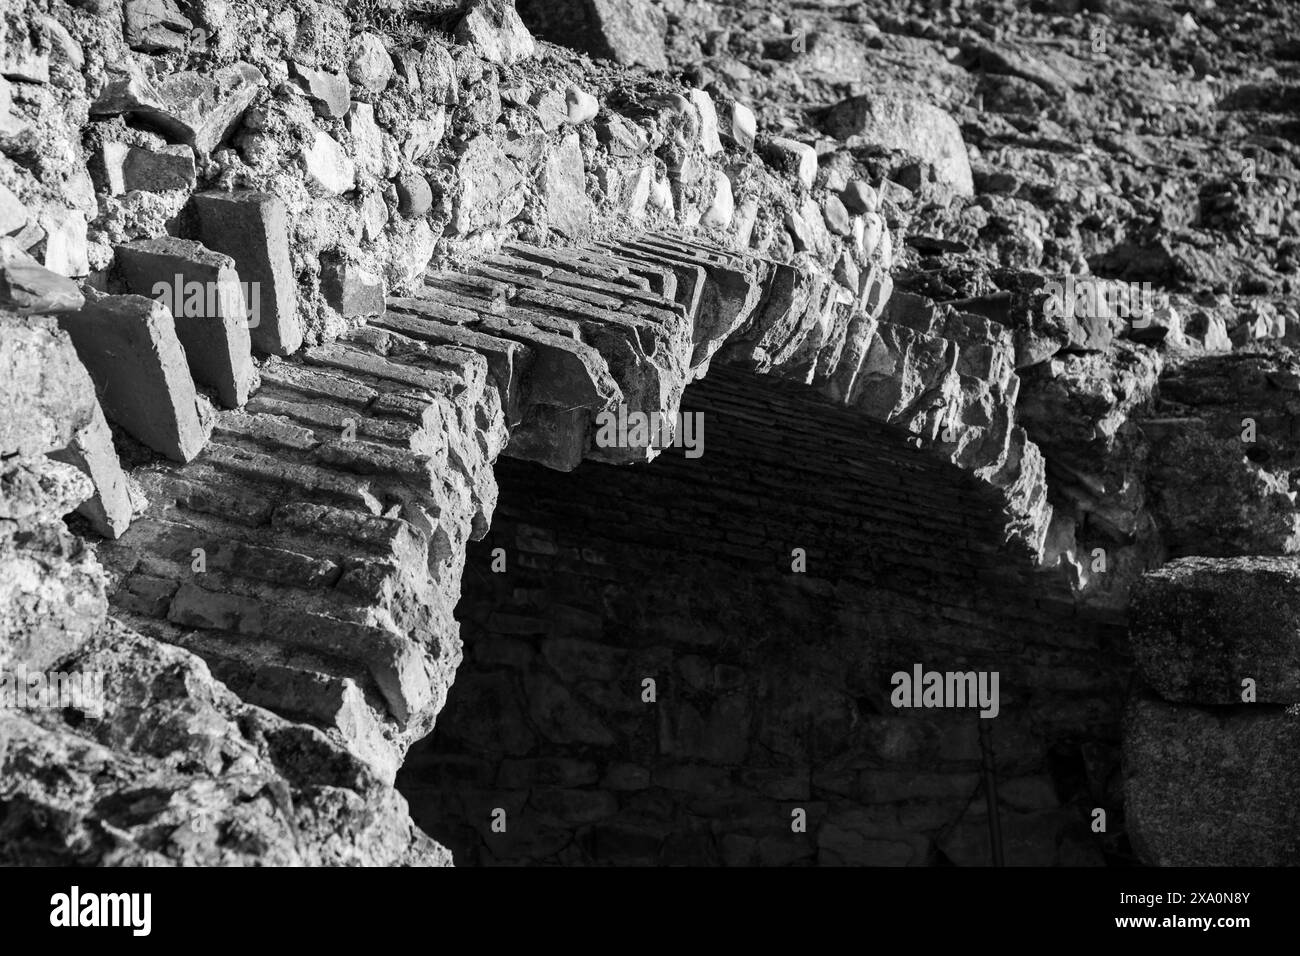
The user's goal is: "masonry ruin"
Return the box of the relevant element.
[2,0,1298,867]
[400,367,1129,865]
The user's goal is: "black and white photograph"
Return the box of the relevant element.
[0,0,1293,937]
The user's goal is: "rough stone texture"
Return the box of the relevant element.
[93,62,266,156]
[401,369,1121,865]
[1124,695,1300,866]
[517,0,668,69]
[540,131,591,239]
[101,322,506,783]
[48,398,133,539]
[115,237,258,408]
[1,314,97,464]
[192,191,303,357]
[302,131,356,196]
[57,290,212,463]
[0,621,448,866]
[348,33,393,96]
[124,0,192,53]
[824,95,974,197]
[1,0,1297,868]
[321,254,385,319]
[0,307,442,865]
[1131,557,1300,705]
[292,63,352,119]
[453,135,526,236]
[763,137,817,191]
[456,0,537,67]
[1143,353,1300,558]
[98,142,196,195]
[0,241,84,314]
[38,206,89,277]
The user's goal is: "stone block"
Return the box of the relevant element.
[57,289,210,462]
[98,142,196,194]
[824,94,974,197]
[1131,556,1300,704]
[192,191,302,356]
[116,236,257,408]
[516,0,666,69]
[320,253,385,319]
[454,0,537,66]
[1125,695,1300,865]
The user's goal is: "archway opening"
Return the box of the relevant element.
[398,367,1129,865]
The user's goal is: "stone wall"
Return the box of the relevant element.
[400,367,1128,865]
[3,0,1298,866]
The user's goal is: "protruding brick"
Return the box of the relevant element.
[57,289,211,462]
[192,191,302,356]
[116,237,258,408]
[98,141,196,194]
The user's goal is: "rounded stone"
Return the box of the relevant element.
[565,85,599,125]
[395,173,433,217]
[822,194,852,236]
[842,179,879,214]
[349,33,394,94]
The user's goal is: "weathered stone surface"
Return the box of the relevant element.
[396,173,433,217]
[37,207,89,278]
[688,90,722,156]
[0,625,448,866]
[301,130,356,196]
[718,100,755,152]
[321,254,385,318]
[192,191,302,356]
[0,182,25,235]
[1131,557,1300,704]
[116,237,258,408]
[540,131,591,239]
[517,0,668,69]
[453,135,525,235]
[0,240,83,314]
[841,180,878,214]
[822,194,851,236]
[455,0,537,66]
[700,169,733,230]
[57,289,211,462]
[6,0,1295,869]
[348,33,394,95]
[0,16,49,83]
[124,0,192,53]
[763,137,817,190]
[0,315,97,461]
[565,85,598,125]
[292,63,352,119]
[824,95,974,197]
[1145,421,1300,558]
[98,141,196,194]
[48,399,132,539]
[93,62,265,155]
[1125,695,1300,865]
